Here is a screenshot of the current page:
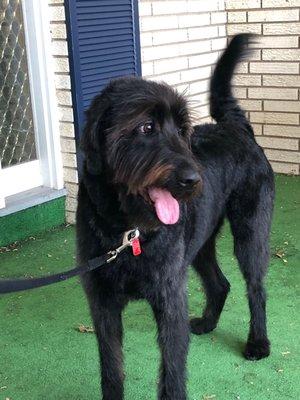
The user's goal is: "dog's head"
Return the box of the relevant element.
[81,77,202,229]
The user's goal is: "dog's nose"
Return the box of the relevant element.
[178,169,201,188]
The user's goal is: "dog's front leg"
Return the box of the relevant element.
[96,303,124,400]
[83,276,125,400]
[151,285,189,400]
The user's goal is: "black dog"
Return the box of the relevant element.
[76,34,274,400]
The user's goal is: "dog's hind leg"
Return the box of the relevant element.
[227,181,274,360]
[190,232,230,335]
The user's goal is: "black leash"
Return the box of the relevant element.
[0,229,140,295]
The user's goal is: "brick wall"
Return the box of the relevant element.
[47,0,299,223]
[48,0,77,224]
[139,0,227,122]
[226,0,300,175]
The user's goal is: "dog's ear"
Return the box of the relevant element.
[80,98,108,175]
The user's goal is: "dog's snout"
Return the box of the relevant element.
[178,169,201,188]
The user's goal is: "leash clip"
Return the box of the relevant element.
[106,228,140,263]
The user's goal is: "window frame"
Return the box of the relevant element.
[0,0,64,209]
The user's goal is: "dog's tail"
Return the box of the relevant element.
[210,34,255,128]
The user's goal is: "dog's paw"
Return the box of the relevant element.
[243,338,270,361]
[190,317,217,335]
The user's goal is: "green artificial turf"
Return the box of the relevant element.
[0,196,66,247]
[0,175,299,400]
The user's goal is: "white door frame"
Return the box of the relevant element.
[0,0,64,209]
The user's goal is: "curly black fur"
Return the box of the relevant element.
[77,34,274,400]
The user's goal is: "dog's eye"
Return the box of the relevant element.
[177,128,183,135]
[138,122,154,135]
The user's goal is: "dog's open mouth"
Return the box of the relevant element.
[147,187,179,225]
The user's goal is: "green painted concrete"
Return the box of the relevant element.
[0,175,299,399]
[0,197,66,247]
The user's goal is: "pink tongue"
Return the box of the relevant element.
[148,188,179,225]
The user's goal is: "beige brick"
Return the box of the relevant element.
[140,32,152,47]
[63,153,77,168]
[65,182,79,199]
[49,5,65,22]
[181,66,211,82]
[211,12,227,24]
[264,100,300,113]
[233,87,247,99]
[250,62,299,75]
[264,125,300,138]
[239,99,262,111]
[227,11,246,23]
[63,167,78,184]
[256,136,299,151]
[189,51,219,68]
[60,138,76,153]
[250,112,299,125]
[189,80,210,95]
[59,106,74,122]
[200,116,213,123]
[141,16,178,32]
[263,49,300,62]
[252,124,263,135]
[50,23,66,39]
[154,57,188,74]
[252,36,299,49]
[151,71,181,85]
[178,40,211,56]
[66,197,77,212]
[144,40,212,62]
[262,0,300,7]
[63,167,78,183]
[236,62,248,74]
[263,22,300,35]
[264,149,300,164]
[248,87,298,100]
[263,75,300,88]
[248,9,299,23]
[187,0,221,12]
[178,13,210,28]
[197,104,210,118]
[189,92,209,104]
[51,40,68,56]
[152,1,187,15]
[270,162,299,175]
[226,0,260,9]
[142,43,180,62]
[152,29,187,46]
[56,90,72,106]
[175,83,190,94]
[188,26,219,40]
[218,25,226,36]
[59,122,75,138]
[53,57,69,73]
[211,37,227,51]
[227,24,262,35]
[66,211,76,225]
[233,74,261,86]
[55,74,71,90]
[227,11,247,24]
[142,61,154,76]
[139,2,152,17]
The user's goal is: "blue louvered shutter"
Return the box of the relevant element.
[65,0,141,144]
